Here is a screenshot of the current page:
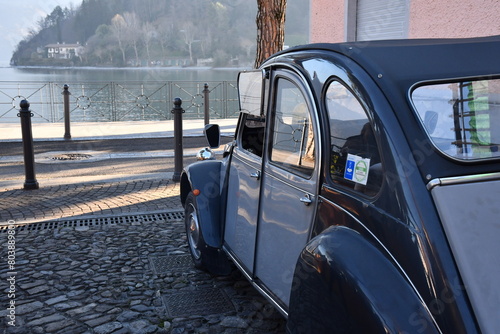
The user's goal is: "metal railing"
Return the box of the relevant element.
[0,81,239,123]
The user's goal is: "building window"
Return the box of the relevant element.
[347,0,409,41]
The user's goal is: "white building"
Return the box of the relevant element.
[46,42,84,59]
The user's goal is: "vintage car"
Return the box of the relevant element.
[180,36,500,333]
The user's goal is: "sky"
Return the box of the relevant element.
[0,0,77,66]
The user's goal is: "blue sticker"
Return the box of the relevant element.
[344,159,355,180]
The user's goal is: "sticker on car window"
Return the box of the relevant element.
[344,154,370,185]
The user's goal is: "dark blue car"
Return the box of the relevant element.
[180,35,500,333]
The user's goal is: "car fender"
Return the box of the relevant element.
[180,160,223,248]
[287,226,440,334]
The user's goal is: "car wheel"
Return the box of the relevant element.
[185,192,206,269]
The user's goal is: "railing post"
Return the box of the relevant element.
[63,84,71,139]
[203,83,210,125]
[18,100,39,190]
[171,97,184,182]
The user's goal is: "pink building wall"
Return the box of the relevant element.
[408,0,500,38]
[310,0,346,43]
[310,0,500,43]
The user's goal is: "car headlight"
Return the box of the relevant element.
[196,147,216,161]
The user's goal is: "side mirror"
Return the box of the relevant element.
[204,124,220,149]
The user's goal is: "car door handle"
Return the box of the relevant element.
[299,194,313,206]
[250,171,261,180]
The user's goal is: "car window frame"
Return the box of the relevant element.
[234,69,270,159]
[324,77,384,198]
[266,71,318,180]
[409,76,500,163]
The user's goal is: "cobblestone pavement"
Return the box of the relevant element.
[0,216,286,333]
[0,179,181,224]
[0,138,287,333]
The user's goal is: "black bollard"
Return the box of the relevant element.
[171,97,184,182]
[63,84,71,140]
[203,83,210,125]
[18,100,39,190]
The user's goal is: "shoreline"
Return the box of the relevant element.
[6,65,252,71]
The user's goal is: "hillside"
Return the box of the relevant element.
[11,0,309,68]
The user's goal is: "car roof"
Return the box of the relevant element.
[271,35,500,91]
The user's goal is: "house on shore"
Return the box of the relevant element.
[46,42,84,60]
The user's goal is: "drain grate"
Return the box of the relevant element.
[51,153,93,161]
[162,287,235,317]
[0,211,184,233]
[149,255,193,275]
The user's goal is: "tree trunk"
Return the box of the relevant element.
[255,0,287,68]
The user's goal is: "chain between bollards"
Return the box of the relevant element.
[18,100,39,190]
[171,97,185,182]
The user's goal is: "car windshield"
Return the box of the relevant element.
[411,79,500,161]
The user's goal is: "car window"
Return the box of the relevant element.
[270,78,315,177]
[238,70,265,116]
[411,78,500,161]
[327,81,382,196]
[240,114,266,157]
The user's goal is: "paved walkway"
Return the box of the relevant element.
[0,119,287,333]
[0,119,237,142]
[0,178,180,225]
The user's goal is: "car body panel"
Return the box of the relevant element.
[431,176,500,334]
[180,160,222,248]
[288,225,441,333]
[223,148,261,272]
[255,169,317,306]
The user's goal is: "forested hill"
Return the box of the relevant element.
[11,0,309,67]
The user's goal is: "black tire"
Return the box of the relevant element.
[185,191,207,270]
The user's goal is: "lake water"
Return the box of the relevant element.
[0,66,245,83]
[0,66,248,123]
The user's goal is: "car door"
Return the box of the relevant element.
[224,115,266,272]
[254,70,320,307]
[223,70,268,273]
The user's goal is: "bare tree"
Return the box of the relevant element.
[142,22,156,65]
[254,0,287,68]
[181,22,198,65]
[111,14,127,64]
[155,20,175,59]
[123,12,142,66]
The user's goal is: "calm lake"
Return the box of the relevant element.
[0,66,244,83]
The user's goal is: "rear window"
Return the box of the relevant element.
[411,79,500,161]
